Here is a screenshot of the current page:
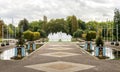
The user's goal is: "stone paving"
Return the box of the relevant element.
[0,42,120,72]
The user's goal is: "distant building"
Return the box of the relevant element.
[43,16,47,22]
[43,16,47,31]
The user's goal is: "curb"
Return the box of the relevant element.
[22,42,48,60]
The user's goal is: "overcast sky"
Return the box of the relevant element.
[0,0,119,26]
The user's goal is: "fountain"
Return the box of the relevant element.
[48,32,72,42]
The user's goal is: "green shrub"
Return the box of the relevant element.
[38,29,46,38]
[23,30,40,41]
[33,32,40,40]
[95,36,104,46]
[73,29,83,38]
[86,31,96,41]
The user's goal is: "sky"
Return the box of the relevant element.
[0,0,120,26]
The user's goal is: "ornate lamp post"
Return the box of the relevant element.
[115,24,119,46]
[115,19,119,46]
[6,27,9,45]
[111,23,114,45]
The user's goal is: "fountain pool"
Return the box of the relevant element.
[80,44,120,59]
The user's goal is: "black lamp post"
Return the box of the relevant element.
[115,24,119,46]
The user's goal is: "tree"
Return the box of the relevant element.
[86,31,96,41]
[29,21,42,32]
[33,32,40,40]
[114,9,120,41]
[23,30,34,41]
[78,19,86,30]
[71,15,78,35]
[38,29,46,38]
[46,18,68,34]
[86,21,98,31]
[23,30,40,41]
[0,20,4,39]
[73,29,83,38]
[96,36,104,46]
[66,15,78,35]
[18,18,29,32]
[8,24,15,38]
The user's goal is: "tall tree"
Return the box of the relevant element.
[29,21,42,32]
[18,18,29,32]
[0,20,4,39]
[78,19,86,30]
[114,8,120,40]
[71,15,78,34]
[66,15,78,35]
[46,18,68,34]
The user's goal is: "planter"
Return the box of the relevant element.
[11,46,26,60]
[27,41,36,53]
[85,41,92,51]
[95,46,106,59]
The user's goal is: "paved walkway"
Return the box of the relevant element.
[0,42,120,72]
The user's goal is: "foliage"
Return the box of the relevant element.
[46,18,69,34]
[23,30,34,41]
[18,18,29,32]
[33,32,40,40]
[66,15,78,35]
[95,36,104,46]
[73,29,83,38]
[86,31,96,41]
[38,29,46,38]
[0,20,4,38]
[86,21,98,31]
[78,19,86,30]
[29,20,43,32]
[82,34,87,39]
[114,9,120,40]
[90,31,96,39]
[23,30,40,41]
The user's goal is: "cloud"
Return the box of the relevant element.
[0,0,119,25]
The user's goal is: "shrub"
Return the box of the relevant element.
[38,29,46,38]
[82,34,86,39]
[86,31,96,41]
[33,32,40,40]
[73,29,83,38]
[23,30,40,41]
[95,36,104,46]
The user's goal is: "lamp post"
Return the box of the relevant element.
[6,26,9,45]
[111,23,114,45]
[115,19,119,46]
[107,19,109,44]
